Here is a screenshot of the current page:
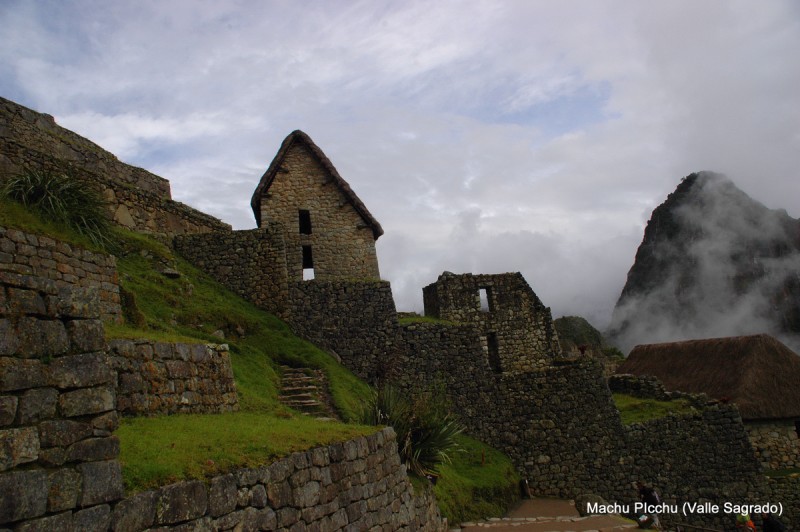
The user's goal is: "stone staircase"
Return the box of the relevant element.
[454,499,637,532]
[278,365,339,419]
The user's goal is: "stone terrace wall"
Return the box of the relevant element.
[288,280,400,384]
[1,275,124,529]
[109,428,445,531]
[625,406,770,530]
[609,373,712,409]
[0,96,230,236]
[1,225,121,323]
[173,225,291,320]
[109,339,238,416]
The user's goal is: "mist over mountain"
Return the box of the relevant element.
[608,172,800,354]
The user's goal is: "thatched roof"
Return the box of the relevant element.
[617,334,800,420]
[250,130,384,239]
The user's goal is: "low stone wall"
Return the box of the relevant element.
[173,225,290,320]
[0,96,230,236]
[1,276,123,529]
[109,339,238,416]
[109,428,445,531]
[609,373,711,408]
[1,225,121,323]
[746,420,800,470]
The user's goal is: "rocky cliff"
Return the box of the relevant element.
[609,172,800,353]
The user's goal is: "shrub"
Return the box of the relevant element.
[358,385,463,477]
[1,168,115,249]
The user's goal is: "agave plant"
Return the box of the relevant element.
[358,385,463,477]
[1,168,115,249]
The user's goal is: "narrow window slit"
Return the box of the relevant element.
[299,209,312,234]
[302,245,314,280]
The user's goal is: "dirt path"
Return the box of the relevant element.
[454,498,637,532]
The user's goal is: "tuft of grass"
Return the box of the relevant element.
[432,434,520,524]
[357,386,464,477]
[118,413,377,492]
[613,393,697,425]
[1,169,115,249]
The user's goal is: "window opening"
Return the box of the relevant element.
[302,245,314,281]
[479,287,493,312]
[486,332,501,373]
[299,209,312,234]
[795,420,800,439]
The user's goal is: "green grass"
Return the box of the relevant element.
[613,393,697,425]
[764,468,800,478]
[0,197,105,252]
[432,434,520,524]
[118,413,377,492]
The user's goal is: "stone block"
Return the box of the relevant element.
[16,317,69,358]
[91,411,119,434]
[0,469,48,524]
[59,386,115,417]
[65,319,106,353]
[13,510,72,532]
[0,427,39,471]
[267,480,293,508]
[7,288,46,316]
[165,360,191,379]
[251,484,268,508]
[77,460,124,506]
[16,387,58,424]
[0,320,19,355]
[66,436,120,462]
[155,480,208,525]
[38,447,66,467]
[73,504,111,532]
[39,419,93,448]
[208,473,237,517]
[48,352,114,389]
[110,489,158,532]
[47,467,82,512]
[0,396,18,426]
[48,286,100,319]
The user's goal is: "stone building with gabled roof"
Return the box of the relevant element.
[250,130,383,282]
[617,334,800,469]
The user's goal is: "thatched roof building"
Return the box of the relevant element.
[616,334,800,420]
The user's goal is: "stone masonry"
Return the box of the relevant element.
[423,272,562,372]
[251,131,382,281]
[0,96,230,236]
[1,225,121,323]
[109,339,238,417]
[0,272,124,529]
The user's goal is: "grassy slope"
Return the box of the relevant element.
[2,198,520,515]
[433,434,520,524]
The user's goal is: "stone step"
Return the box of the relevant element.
[278,365,339,420]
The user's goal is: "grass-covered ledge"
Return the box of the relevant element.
[118,413,378,492]
[613,393,697,425]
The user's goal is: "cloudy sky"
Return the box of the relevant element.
[2,1,799,328]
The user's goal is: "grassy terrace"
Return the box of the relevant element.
[2,196,520,518]
[613,393,697,425]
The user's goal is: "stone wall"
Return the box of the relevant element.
[0,96,230,236]
[109,428,445,531]
[173,225,291,320]
[608,373,712,409]
[422,272,561,372]
[109,339,238,416]
[625,406,768,530]
[767,476,799,528]
[288,280,400,384]
[1,273,124,530]
[255,140,381,281]
[1,225,121,323]
[746,420,800,470]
